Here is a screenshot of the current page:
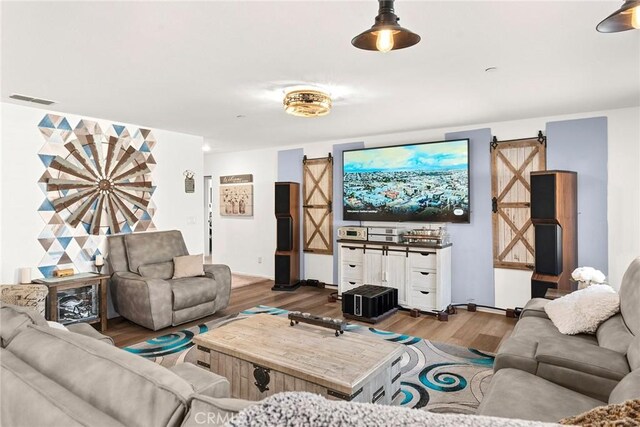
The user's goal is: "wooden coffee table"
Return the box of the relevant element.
[193,314,404,404]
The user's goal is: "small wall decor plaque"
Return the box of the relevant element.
[184,170,195,193]
[220,174,253,184]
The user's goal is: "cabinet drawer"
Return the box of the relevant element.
[408,251,437,269]
[341,246,364,263]
[342,262,364,280]
[409,270,437,289]
[341,279,362,293]
[409,288,437,311]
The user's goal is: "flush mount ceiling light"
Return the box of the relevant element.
[283,89,332,118]
[597,0,640,32]
[351,0,420,52]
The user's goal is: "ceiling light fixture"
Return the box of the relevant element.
[351,0,420,52]
[597,0,640,32]
[283,89,332,118]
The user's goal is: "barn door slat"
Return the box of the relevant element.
[491,134,547,270]
[302,154,333,255]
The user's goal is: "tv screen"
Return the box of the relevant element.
[343,139,470,223]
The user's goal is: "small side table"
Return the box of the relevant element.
[544,288,572,300]
[33,273,110,332]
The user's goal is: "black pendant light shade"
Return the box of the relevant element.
[352,0,420,52]
[597,0,640,32]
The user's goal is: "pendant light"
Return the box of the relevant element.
[352,0,420,52]
[597,0,640,32]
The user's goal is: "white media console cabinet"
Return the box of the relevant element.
[337,239,452,314]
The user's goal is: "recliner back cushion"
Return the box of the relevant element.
[138,261,174,280]
[124,231,188,274]
[627,335,640,371]
[106,235,129,273]
[596,314,634,354]
[7,325,193,427]
[619,257,640,336]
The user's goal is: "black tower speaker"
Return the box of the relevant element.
[530,170,578,298]
[273,182,300,291]
[534,224,563,276]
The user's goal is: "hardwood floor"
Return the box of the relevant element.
[105,281,516,352]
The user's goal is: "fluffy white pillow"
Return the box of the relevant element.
[544,284,620,335]
[47,321,68,331]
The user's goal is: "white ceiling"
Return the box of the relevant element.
[2,1,639,152]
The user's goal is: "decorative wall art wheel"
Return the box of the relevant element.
[37,115,157,277]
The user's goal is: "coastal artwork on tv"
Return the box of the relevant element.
[343,139,470,223]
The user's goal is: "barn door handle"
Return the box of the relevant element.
[349,281,356,285]
[420,253,430,257]
[420,272,430,276]
[492,197,498,213]
[349,264,356,268]
[419,291,430,295]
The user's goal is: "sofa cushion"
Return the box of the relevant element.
[139,261,174,280]
[476,368,605,422]
[124,230,188,273]
[7,325,193,427]
[535,337,630,381]
[1,349,125,427]
[171,277,217,310]
[0,303,48,347]
[619,257,640,336]
[544,284,620,335]
[173,254,205,279]
[609,370,640,404]
[596,314,634,354]
[512,316,598,345]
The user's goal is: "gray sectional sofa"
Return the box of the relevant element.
[0,303,554,427]
[477,257,640,422]
[107,230,231,330]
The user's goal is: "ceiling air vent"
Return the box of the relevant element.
[9,94,56,105]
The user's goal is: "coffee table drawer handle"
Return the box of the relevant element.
[372,386,385,403]
[392,372,401,384]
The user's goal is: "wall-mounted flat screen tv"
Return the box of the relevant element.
[343,139,470,223]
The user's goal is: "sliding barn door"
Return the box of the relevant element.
[302,155,333,255]
[491,135,547,270]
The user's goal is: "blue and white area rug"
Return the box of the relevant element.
[124,305,495,414]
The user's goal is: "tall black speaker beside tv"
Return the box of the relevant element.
[273,182,300,291]
[530,170,578,298]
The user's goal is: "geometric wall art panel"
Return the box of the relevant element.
[37,114,157,277]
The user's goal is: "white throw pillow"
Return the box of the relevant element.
[173,254,205,279]
[544,284,620,335]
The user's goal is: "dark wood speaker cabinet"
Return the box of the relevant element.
[530,170,577,296]
[273,182,300,291]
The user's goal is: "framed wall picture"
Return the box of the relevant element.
[219,175,253,217]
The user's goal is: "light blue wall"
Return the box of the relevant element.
[546,117,608,273]
[277,148,304,279]
[444,129,495,306]
[332,142,365,285]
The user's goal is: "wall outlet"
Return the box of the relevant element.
[467,298,475,303]
[258,257,263,264]
[186,216,196,225]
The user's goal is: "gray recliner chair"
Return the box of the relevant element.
[107,230,231,331]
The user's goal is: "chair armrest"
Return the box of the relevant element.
[204,265,231,312]
[110,272,172,330]
[182,394,256,427]
[535,338,630,381]
[170,362,230,398]
[66,323,114,345]
[520,298,550,319]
